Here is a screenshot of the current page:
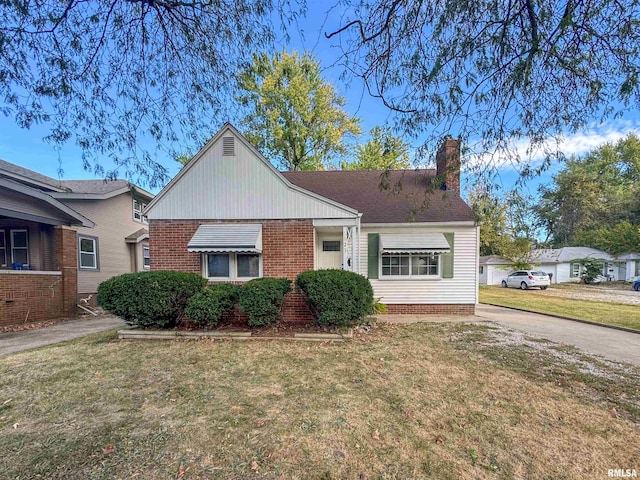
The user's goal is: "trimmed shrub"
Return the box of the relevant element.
[295,269,374,327]
[97,271,207,329]
[185,283,240,327]
[238,277,291,327]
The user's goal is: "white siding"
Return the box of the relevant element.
[483,265,514,285]
[360,225,478,304]
[147,130,357,221]
[556,263,573,283]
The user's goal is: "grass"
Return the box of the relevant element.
[480,285,640,331]
[0,324,639,479]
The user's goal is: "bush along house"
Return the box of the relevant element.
[144,123,479,321]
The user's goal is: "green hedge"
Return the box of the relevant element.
[185,283,240,327]
[97,271,207,329]
[295,269,374,327]
[238,277,291,326]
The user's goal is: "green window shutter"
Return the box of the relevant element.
[368,233,379,279]
[442,232,455,279]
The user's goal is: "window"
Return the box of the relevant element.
[322,240,341,252]
[11,230,28,266]
[479,266,484,274]
[133,199,148,223]
[205,253,261,280]
[142,246,150,269]
[0,230,6,267]
[79,236,99,270]
[381,253,440,278]
[571,263,582,277]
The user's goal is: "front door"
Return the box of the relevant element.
[318,237,343,270]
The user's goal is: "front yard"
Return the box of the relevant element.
[480,285,640,331]
[1,322,638,479]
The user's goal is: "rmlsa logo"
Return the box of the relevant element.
[608,470,638,478]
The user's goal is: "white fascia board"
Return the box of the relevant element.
[145,122,359,218]
[0,178,95,227]
[313,218,359,227]
[362,221,476,228]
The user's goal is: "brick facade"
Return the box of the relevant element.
[0,226,78,327]
[149,219,316,323]
[384,304,475,315]
[0,273,64,327]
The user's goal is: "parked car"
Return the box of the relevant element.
[633,279,640,291]
[501,270,550,290]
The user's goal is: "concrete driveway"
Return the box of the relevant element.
[474,304,640,366]
[0,316,124,357]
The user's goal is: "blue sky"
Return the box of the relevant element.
[1,2,638,197]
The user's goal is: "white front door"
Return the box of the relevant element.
[317,237,343,270]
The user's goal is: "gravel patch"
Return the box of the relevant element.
[539,284,640,305]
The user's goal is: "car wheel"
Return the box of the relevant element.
[520,282,528,290]
[540,286,548,290]
[634,283,640,292]
[501,280,507,288]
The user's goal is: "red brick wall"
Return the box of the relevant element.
[0,273,64,326]
[54,226,78,317]
[384,304,475,315]
[149,219,316,323]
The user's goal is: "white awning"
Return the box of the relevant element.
[379,233,451,254]
[187,224,262,253]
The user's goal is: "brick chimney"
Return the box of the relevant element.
[436,137,460,192]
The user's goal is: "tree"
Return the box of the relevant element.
[536,134,640,246]
[0,0,298,186]
[573,221,640,256]
[326,1,640,173]
[237,51,361,171]
[469,182,539,266]
[341,126,410,170]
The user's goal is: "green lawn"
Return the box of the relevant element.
[0,324,638,479]
[480,285,640,331]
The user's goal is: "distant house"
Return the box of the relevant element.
[479,246,631,285]
[0,159,154,326]
[617,253,640,281]
[145,123,479,319]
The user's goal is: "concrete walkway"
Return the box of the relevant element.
[383,304,640,366]
[0,316,125,357]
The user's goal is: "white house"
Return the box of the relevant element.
[144,123,479,319]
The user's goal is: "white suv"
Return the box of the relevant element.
[501,270,550,290]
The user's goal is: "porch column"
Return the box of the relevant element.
[350,226,357,273]
[54,226,78,316]
[342,226,348,270]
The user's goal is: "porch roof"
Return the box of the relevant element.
[0,178,94,227]
[187,224,262,253]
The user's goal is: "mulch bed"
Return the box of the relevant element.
[178,317,347,338]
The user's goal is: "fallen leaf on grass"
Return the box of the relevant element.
[372,430,380,440]
[435,436,444,444]
[12,423,19,429]
[610,407,620,418]
[103,445,115,454]
[251,460,259,471]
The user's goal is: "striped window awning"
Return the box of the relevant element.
[187,224,262,253]
[379,233,451,254]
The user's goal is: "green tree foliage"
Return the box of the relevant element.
[0,0,298,186]
[327,1,640,172]
[238,51,361,171]
[573,222,640,256]
[341,126,410,170]
[469,183,542,267]
[536,134,640,249]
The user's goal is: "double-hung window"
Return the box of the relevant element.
[571,263,582,277]
[11,230,28,266]
[133,199,148,224]
[79,236,99,270]
[142,246,150,269]
[381,253,440,278]
[206,253,261,280]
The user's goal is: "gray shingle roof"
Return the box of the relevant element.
[282,169,474,224]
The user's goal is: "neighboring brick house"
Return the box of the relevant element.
[145,124,479,319]
[0,160,154,325]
